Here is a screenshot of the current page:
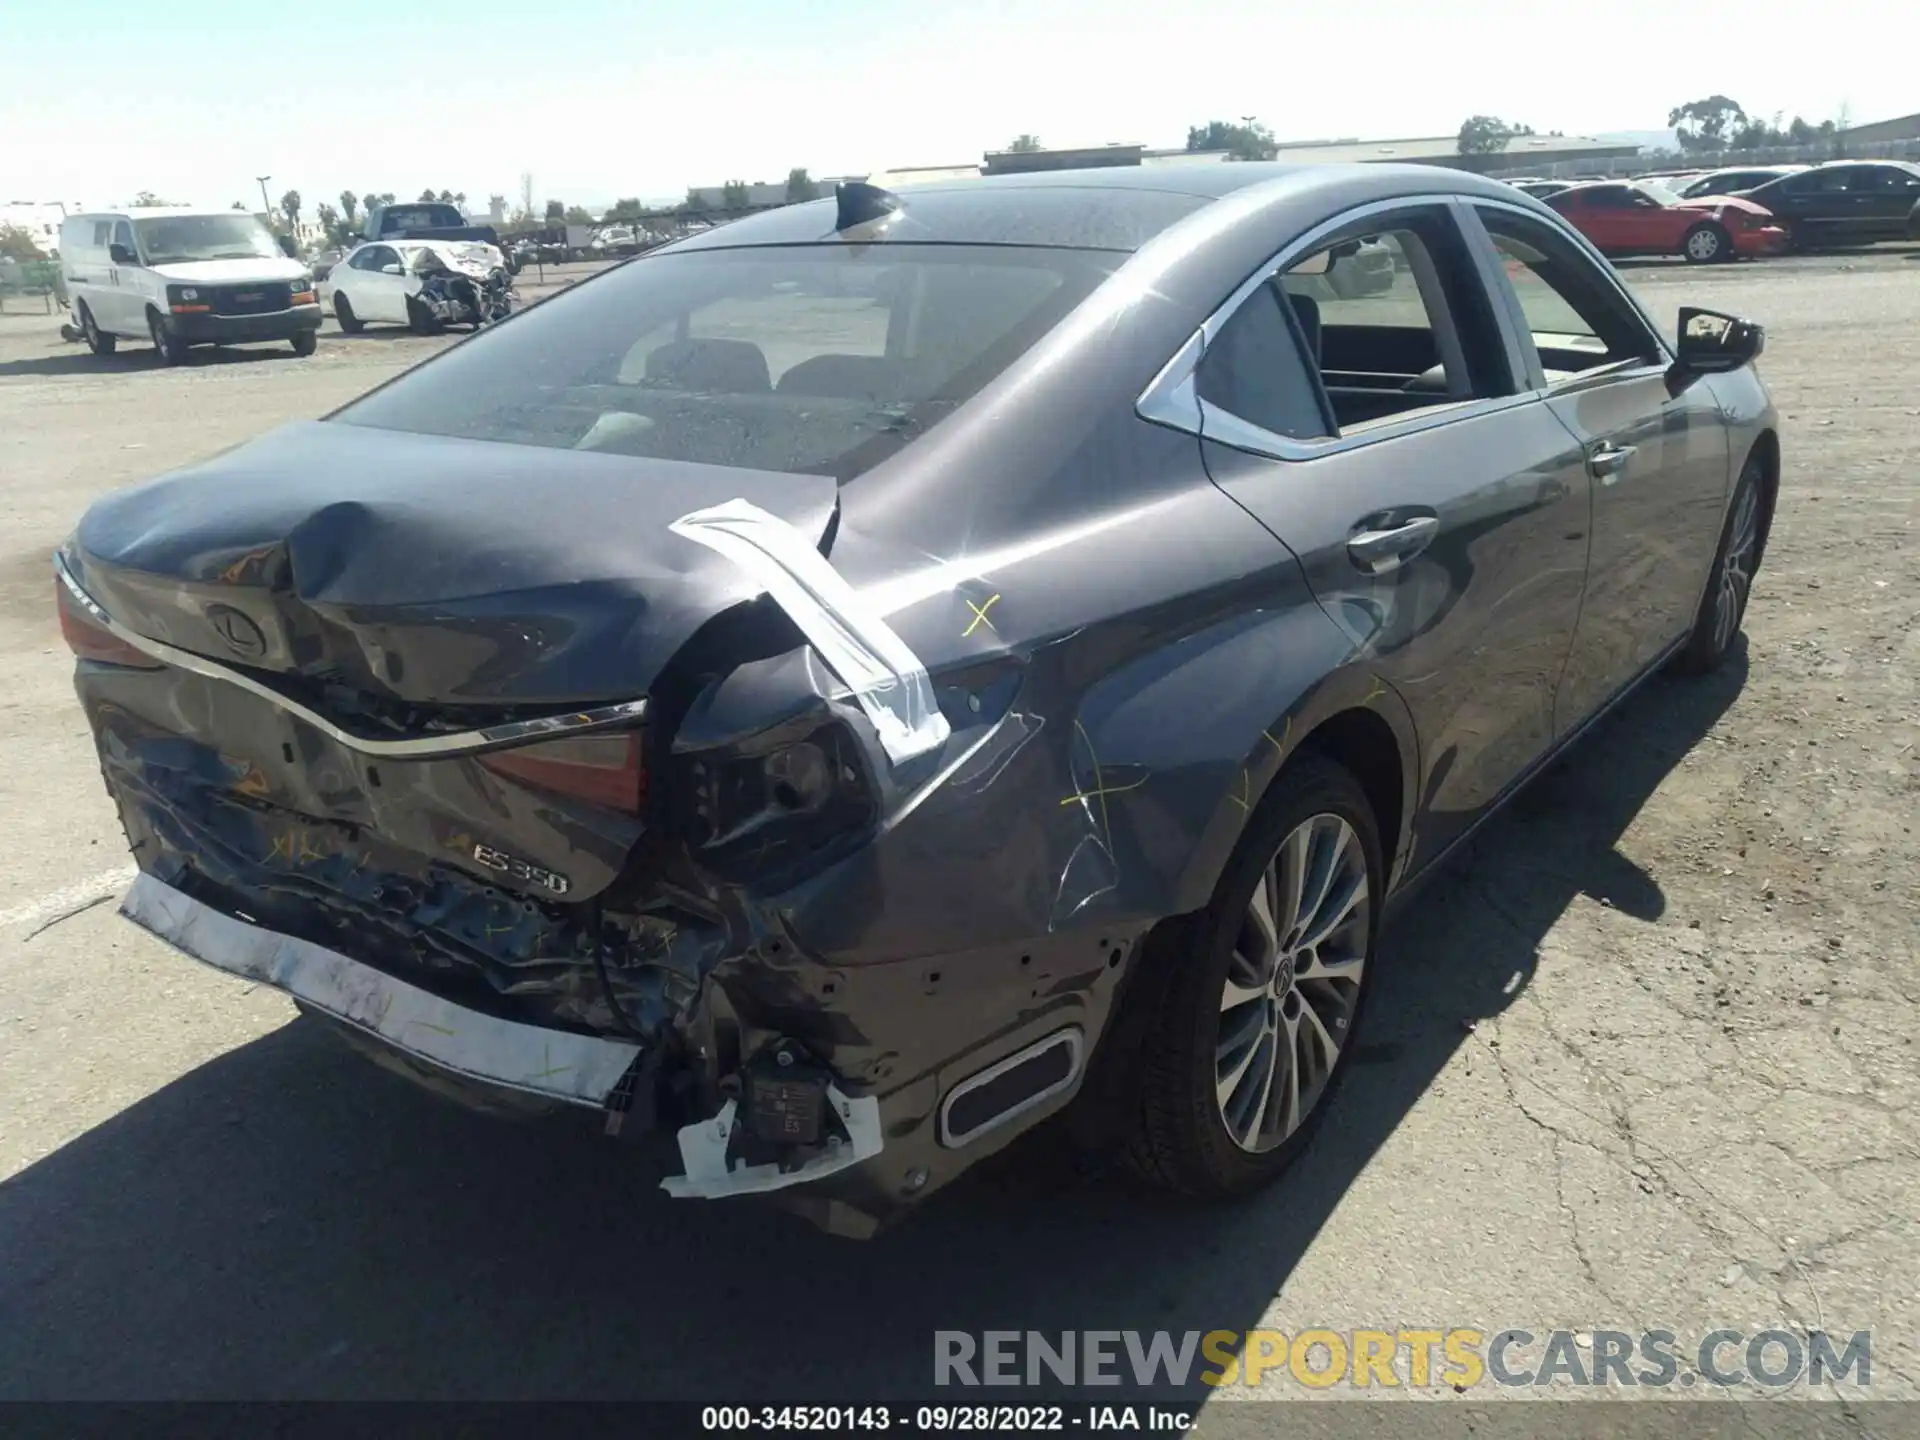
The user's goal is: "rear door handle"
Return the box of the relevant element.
[1347,514,1439,575]
[1588,442,1637,480]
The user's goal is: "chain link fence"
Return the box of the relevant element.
[0,258,66,313]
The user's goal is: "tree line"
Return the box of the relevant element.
[1667,96,1848,153]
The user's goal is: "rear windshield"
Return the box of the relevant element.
[335,243,1119,480]
[381,205,466,230]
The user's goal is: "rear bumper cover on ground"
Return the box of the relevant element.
[119,871,642,1109]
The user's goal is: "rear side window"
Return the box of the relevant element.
[336,244,1117,480]
[1195,285,1331,441]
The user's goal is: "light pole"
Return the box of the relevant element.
[256,175,273,217]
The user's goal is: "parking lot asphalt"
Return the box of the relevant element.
[1,251,1916,1405]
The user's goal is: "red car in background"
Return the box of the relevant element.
[1546,180,1788,263]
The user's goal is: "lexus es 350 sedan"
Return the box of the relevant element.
[61,163,1777,1236]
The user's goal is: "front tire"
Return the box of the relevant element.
[407,297,441,335]
[1124,751,1382,1197]
[290,329,317,357]
[1683,223,1730,264]
[1674,456,1767,674]
[79,303,116,356]
[148,308,189,365]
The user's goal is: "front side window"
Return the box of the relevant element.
[1473,207,1662,380]
[336,243,1118,481]
[133,213,281,265]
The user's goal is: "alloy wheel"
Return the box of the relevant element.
[1687,228,1722,261]
[1713,482,1760,653]
[1214,812,1369,1153]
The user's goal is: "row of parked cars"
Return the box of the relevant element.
[1502,159,1920,262]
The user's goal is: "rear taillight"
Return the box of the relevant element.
[56,576,162,669]
[479,733,646,814]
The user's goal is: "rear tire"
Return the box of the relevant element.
[333,294,364,334]
[1673,455,1766,674]
[1123,751,1382,1198]
[1683,223,1730,264]
[290,330,317,357]
[79,303,116,356]
[148,308,189,365]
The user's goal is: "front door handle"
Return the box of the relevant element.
[1347,514,1439,575]
[1588,442,1637,481]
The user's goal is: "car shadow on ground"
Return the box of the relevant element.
[320,326,465,343]
[0,652,1747,1402]
[0,345,310,379]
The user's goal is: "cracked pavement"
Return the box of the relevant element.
[0,252,1914,1406]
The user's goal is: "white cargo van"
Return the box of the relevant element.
[60,208,322,363]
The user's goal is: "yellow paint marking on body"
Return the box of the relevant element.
[962,593,1001,638]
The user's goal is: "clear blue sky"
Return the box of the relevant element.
[3,0,1904,212]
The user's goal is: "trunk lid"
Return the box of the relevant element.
[70,419,839,705]
[72,421,839,1022]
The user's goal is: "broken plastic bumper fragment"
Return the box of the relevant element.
[669,498,950,766]
[119,873,642,1108]
[661,1083,883,1199]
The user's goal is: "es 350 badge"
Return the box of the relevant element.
[472,843,571,895]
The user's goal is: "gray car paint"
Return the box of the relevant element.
[65,162,1778,1233]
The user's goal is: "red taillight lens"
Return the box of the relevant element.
[57,577,163,669]
[479,733,646,814]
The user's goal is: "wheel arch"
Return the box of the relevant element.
[1079,618,1422,925]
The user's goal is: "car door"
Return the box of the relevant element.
[349,244,403,322]
[1775,167,1858,245]
[1859,165,1920,239]
[1463,200,1731,734]
[1580,187,1656,253]
[1618,186,1680,251]
[1181,199,1594,869]
[106,218,141,332]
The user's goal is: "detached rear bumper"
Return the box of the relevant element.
[168,304,323,344]
[120,872,642,1109]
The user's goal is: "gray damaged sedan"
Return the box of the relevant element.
[60,164,1777,1235]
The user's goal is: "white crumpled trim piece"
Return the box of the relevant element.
[659,1087,884,1199]
[670,497,951,766]
[120,873,642,1108]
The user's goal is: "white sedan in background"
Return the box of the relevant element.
[325,238,508,333]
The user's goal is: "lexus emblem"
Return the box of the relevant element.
[206,604,267,659]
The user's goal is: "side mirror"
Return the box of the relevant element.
[108,243,137,266]
[1667,306,1764,394]
[277,233,297,258]
[380,263,405,276]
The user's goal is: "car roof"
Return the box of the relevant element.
[659,162,1538,255]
